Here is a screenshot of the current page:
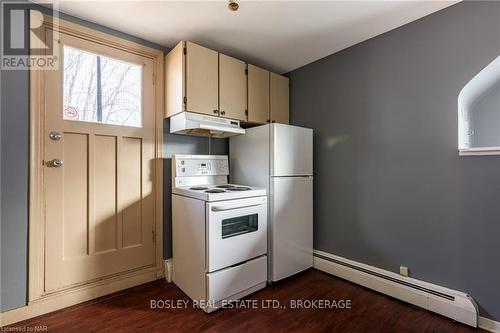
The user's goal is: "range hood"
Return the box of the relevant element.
[170,112,245,138]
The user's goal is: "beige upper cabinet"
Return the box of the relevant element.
[164,41,218,118]
[247,64,270,124]
[165,41,289,125]
[185,41,219,116]
[219,54,247,121]
[270,73,290,124]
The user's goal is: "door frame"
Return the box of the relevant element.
[28,13,164,303]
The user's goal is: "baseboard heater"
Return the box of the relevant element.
[313,250,478,327]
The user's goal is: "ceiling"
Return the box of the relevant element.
[45,0,459,74]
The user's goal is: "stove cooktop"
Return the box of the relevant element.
[205,189,226,193]
[215,184,234,189]
[227,186,251,191]
[173,184,266,202]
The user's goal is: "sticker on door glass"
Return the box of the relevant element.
[64,106,79,119]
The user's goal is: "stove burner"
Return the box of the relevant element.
[205,189,226,193]
[190,186,209,190]
[216,185,236,189]
[227,186,251,191]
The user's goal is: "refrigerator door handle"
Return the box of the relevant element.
[271,175,313,179]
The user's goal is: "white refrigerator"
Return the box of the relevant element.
[230,123,313,282]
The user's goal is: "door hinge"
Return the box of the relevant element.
[245,68,248,75]
[183,96,187,104]
[183,47,187,55]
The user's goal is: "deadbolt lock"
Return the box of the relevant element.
[49,159,63,167]
[49,131,62,141]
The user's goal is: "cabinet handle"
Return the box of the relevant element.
[266,119,270,123]
[213,110,219,114]
[272,120,276,123]
[221,111,226,115]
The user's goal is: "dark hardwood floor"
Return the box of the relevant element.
[6,270,484,333]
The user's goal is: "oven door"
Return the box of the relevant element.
[207,196,267,272]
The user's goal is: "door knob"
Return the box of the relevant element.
[49,131,62,141]
[49,159,63,167]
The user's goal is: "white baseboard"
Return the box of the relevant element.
[0,267,162,327]
[164,259,173,283]
[313,250,478,328]
[480,316,500,333]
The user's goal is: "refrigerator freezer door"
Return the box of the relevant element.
[271,176,313,281]
[229,124,270,189]
[271,124,313,177]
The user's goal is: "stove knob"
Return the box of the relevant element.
[181,168,185,172]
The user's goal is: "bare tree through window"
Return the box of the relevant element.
[63,45,142,127]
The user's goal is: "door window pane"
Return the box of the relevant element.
[221,214,258,239]
[63,45,142,127]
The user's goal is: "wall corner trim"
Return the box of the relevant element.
[164,259,173,283]
[313,250,479,328]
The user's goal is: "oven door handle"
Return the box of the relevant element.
[211,203,263,212]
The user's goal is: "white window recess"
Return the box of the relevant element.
[458,55,500,156]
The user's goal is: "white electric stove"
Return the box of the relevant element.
[171,154,268,312]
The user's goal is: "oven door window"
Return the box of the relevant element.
[221,214,258,239]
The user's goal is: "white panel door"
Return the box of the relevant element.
[44,32,156,292]
[271,177,313,281]
[271,124,313,176]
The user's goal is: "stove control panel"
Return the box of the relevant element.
[173,155,229,177]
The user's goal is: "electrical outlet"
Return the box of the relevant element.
[399,266,409,277]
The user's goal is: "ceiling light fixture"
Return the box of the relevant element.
[228,0,239,12]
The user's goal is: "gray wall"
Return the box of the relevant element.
[0,3,225,312]
[1,66,29,312]
[288,1,500,321]
[1,0,31,311]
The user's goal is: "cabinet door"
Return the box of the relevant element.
[219,54,247,121]
[270,72,289,124]
[247,64,270,124]
[185,41,219,116]
[165,42,184,118]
